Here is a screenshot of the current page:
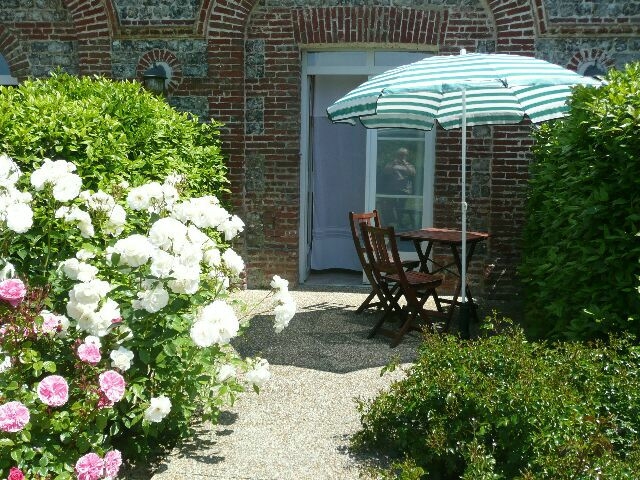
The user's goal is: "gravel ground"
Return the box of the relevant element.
[144,286,425,480]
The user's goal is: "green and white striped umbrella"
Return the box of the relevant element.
[327,51,600,130]
[327,51,601,321]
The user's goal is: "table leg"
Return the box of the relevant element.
[413,239,433,273]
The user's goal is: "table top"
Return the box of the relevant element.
[397,227,490,245]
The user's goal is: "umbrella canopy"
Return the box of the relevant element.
[327,51,601,327]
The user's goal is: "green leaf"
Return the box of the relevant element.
[43,360,57,373]
[139,349,151,364]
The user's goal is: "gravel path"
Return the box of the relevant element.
[148,287,423,480]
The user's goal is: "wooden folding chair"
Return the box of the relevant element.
[361,224,446,347]
[348,210,419,313]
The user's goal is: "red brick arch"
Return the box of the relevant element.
[290,6,447,46]
[61,0,117,75]
[0,25,30,80]
[486,0,536,54]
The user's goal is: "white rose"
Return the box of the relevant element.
[112,234,154,267]
[274,300,296,333]
[133,285,169,313]
[217,364,236,382]
[110,346,134,371]
[219,214,245,241]
[5,202,33,233]
[190,318,218,347]
[270,275,289,292]
[245,358,271,388]
[0,354,11,373]
[104,204,126,236]
[149,217,187,250]
[192,300,240,346]
[222,248,244,277]
[167,264,200,295]
[149,250,175,278]
[144,395,172,423]
[69,279,110,305]
[177,242,203,267]
[203,242,221,268]
[0,154,21,186]
[127,182,163,212]
[66,300,95,323]
[52,173,82,202]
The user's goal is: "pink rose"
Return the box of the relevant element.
[7,467,25,480]
[40,311,62,334]
[0,401,30,433]
[104,449,122,478]
[77,342,101,365]
[75,452,104,480]
[37,375,69,407]
[0,279,26,308]
[98,370,125,403]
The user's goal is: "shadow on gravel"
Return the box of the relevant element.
[232,286,423,373]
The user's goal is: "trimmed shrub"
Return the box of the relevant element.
[353,321,640,479]
[0,71,227,197]
[519,62,640,340]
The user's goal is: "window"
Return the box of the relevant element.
[0,54,18,86]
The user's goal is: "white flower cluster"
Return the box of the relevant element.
[66,279,121,337]
[126,180,178,214]
[270,275,297,333]
[190,300,239,347]
[50,175,250,324]
[4,155,298,427]
[30,158,82,202]
[80,190,127,236]
[0,154,33,234]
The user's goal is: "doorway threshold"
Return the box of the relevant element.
[304,269,365,287]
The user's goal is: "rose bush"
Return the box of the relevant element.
[0,154,296,478]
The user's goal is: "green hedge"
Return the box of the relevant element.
[520,62,640,340]
[354,322,640,479]
[0,71,227,197]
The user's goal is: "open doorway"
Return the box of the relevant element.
[299,51,434,285]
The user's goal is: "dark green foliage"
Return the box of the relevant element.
[520,62,640,340]
[354,322,640,479]
[0,71,227,196]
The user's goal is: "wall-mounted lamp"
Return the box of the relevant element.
[142,63,169,95]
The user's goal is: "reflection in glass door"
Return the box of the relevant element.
[367,128,435,255]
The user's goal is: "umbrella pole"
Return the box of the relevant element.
[459,88,470,339]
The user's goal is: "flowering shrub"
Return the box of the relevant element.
[0,154,296,478]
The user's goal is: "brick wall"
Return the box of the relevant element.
[1,0,639,303]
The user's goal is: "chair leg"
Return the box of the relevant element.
[391,309,419,347]
[356,290,378,313]
[368,282,401,339]
[368,305,395,339]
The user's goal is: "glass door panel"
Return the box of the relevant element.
[376,128,428,223]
